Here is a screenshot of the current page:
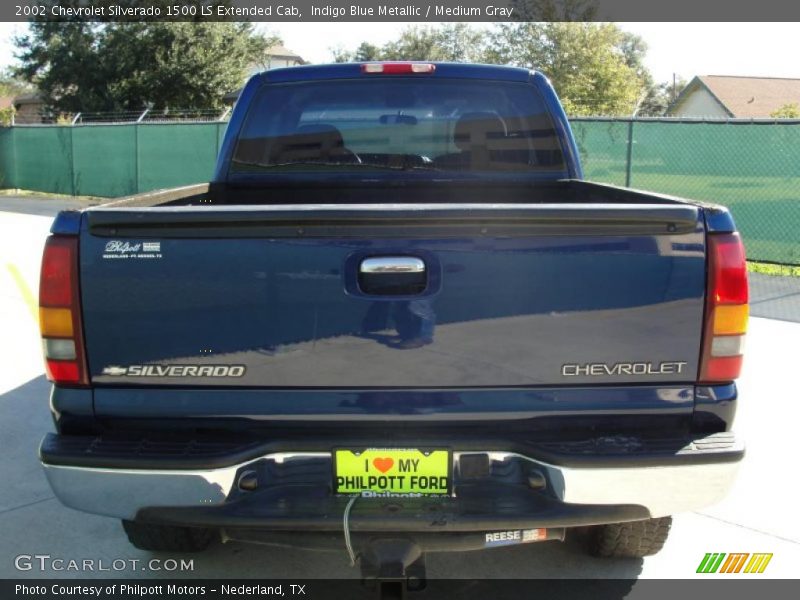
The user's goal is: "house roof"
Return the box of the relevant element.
[13,92,42,105]
[266,45,304,61]
[670,75,800,118]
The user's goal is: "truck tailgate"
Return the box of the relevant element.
[79,203,705,388]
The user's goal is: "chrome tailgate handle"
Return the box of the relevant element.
[358,256,427,296]
[360,257,426,274]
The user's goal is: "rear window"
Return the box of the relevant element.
[231,78,565,175]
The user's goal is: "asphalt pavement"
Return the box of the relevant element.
[1,195,799,580]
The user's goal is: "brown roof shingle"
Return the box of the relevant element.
[695,75,800,118]
[266,45,304,61]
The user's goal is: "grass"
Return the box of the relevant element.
[747,261,800,277]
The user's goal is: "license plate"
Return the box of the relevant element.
[334,448,450,495]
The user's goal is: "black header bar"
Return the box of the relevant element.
[5,0,800,22]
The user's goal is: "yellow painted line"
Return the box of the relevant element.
[6,263,38,323]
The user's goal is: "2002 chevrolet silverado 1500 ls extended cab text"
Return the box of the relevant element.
[37,63,747,578]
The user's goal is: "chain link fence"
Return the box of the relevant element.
[11,108,231,125]
[0,117,798,264]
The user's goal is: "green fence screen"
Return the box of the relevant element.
[0,119,798,264]
[72,125,136,197]
[571,119,800,265]
[0,122,227,198]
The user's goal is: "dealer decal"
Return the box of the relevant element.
[103,240,162,260]
[101,365,246,377]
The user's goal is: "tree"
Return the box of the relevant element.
[616,31,670,117]
[638,77,687,117]
[485,23,647,116]
[0,68,34,98]
[332,41,383,63]
[372,27,437,61]
[14,20,271,113]
[0,69,34,126]
[771,103,800,118]
[618,31,649,81]
[428,24,487,62]
[382,26,463,61]
[331,24,488,64]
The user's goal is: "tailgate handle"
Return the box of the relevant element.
[360,257,425,274]
[358,256,427,295]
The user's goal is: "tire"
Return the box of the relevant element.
[122,520,216,552]
[587,516,672,558]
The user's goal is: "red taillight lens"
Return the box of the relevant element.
[39,236,89,386]
[699,233,748,383]
[361,62,436,75]
[702,355,744,382]
[45,360,81,383]
[40,242,73,306]
[710,234,749,305]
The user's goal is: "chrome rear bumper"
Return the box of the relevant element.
[42,442,743,522]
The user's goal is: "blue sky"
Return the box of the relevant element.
[1,22,798,85]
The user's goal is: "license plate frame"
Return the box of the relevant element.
[333,447,452,496]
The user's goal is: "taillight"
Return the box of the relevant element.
[361,63,436,75]
[699,233,748,383]
[39,236,89,386]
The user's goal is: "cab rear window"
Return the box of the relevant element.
[231,78,565,174]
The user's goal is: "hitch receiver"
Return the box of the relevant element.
[359,538,426,599]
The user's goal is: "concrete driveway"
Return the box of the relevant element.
[1,197,799,580]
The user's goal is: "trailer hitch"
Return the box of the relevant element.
[359,538,427,600]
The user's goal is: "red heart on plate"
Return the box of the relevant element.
[372,457,394,473]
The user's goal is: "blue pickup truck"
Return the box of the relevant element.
[38,63,747,576]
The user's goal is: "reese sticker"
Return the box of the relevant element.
[484,529,548,547]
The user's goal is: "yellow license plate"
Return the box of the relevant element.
[334,448,450,495]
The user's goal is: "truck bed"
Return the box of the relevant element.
[101,179,711,208]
